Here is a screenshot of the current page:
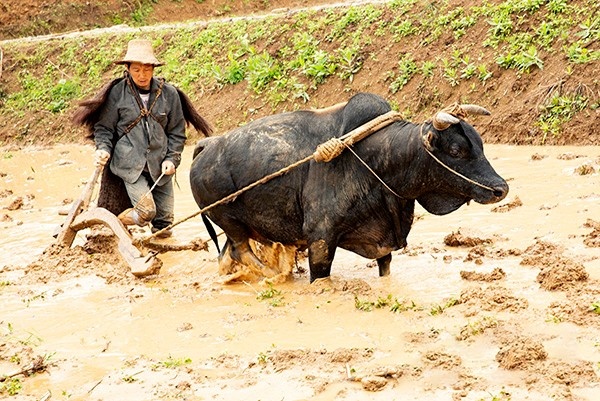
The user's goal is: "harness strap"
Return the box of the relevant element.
[124,73,165,134]
[419,124,497,193]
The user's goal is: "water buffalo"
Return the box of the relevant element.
[190,92,508,282]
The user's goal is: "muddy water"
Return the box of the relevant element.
[1,143,599,400]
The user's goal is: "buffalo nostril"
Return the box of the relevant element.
[492,186,507,198]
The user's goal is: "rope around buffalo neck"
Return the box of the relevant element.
[420,123,498,193]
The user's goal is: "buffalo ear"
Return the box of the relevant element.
[422,130,436,151]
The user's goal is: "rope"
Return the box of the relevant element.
[342,145,402,198]
[145,111,404,242]
[145,153,316,241]
[124,74,165,134]
[145,112,403,241]
[420,124,498,193]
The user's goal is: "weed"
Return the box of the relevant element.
[0,377,22,396]
[477,389,511,401]
[22,291,47,307]
[545,314,563,323]
[389,54,417,93]
[152,356,192,370]
[477,64,493,81]
[354,296,375,312]
[256,283,285,307]
[590,302,600,314]
[256,283,281,300]
[337,46,363,82]
[257,352,269,365]
[390,299,419,313]
[536,93,587,139]
[429,297,459,316]
[575,164,596,175]
[457,316,498,340]
[565,42,600,64]
[496,45,543,73]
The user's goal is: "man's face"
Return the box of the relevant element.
[128,62,154,90]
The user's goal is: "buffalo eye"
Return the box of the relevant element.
[448,144,462,158]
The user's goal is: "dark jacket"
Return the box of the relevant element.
[94,77,187,186]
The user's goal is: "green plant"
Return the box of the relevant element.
[477,64,493,81]
[256,283,285,306]
[390,299,419,313]
[245,51,282,93]
[497,45,543,73]
[131,1,155,25]
[477,388,511,401]
[565,42,600,64]
[257,352,269,365]
[546,0,568,14]
[577,18,600,41]
[429,297,459,316]
[0,377,22,396]
[48,79,80,113]
[303,50,336,85]
[22,291,47,307]
[354,296,375,312]
[389,54,417,93]
[337,46,363,82]
[536,93,587,140]
[458,316,498,339]
[486,12,513,43]
[152,356,192,370]
[545,313,563,323]
[589,302,600,314]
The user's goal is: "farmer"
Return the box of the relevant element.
[73,39,213,237]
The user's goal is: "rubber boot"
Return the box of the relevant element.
[118,208,137,226]
[134,195,156,223]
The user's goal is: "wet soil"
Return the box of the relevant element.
[1,143,599,400]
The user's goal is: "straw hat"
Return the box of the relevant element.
[115,39,164,66]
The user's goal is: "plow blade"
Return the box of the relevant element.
[70,207,161,277]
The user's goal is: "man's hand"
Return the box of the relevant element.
[94,149,110,166]
[162,160,176,175]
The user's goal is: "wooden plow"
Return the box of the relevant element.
[54,111,403,277]
[54,165,163,277]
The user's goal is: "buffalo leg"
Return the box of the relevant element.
[307,239,336,283]
[377,253,392,276]
[229,238,270,270]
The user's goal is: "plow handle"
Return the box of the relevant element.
[54,165,103,246]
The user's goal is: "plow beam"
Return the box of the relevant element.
[70,207,161,277]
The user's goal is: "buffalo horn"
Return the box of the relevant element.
[460,104,491,116]
[432,111,460,131]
